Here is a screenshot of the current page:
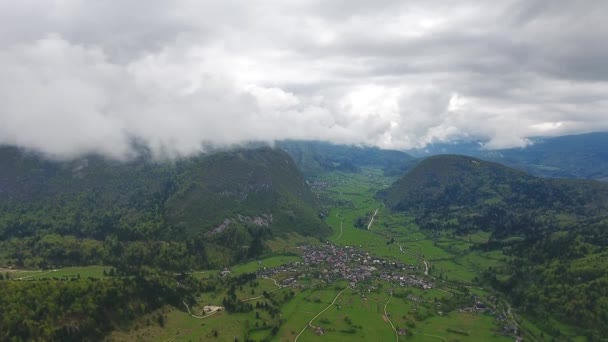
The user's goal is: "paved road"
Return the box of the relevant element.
[367,208,379,230]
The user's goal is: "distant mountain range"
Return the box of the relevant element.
[406,132,608,181]
[277,140,414,177]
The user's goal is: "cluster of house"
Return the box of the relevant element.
[458,296,489,313]
[229,243,436,296]
[258,262,300,278]
[379,272,434,289]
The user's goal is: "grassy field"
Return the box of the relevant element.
[231,255,301,275]
[5,265,108,280]
[306,169,526,341]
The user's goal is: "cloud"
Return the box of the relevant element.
[0,1,607,159]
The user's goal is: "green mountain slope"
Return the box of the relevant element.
[0,146,329,269]
[164,148,328,237]
[387,155,608,234]
[386,155,608,338]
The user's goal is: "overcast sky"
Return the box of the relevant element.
[1,0,607,159]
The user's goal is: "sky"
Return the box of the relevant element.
[1,0,607,159]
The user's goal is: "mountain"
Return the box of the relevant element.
[277,140,414,177]
[492,132,608,181]
[386,154,608,239]
[0,146,329,269]
[387,154,608,219]
[406,132,608,181]
[386,155,608,337]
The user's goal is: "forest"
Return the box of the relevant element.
[387,155,608,338]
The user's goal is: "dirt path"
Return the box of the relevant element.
[15,269,58,280]
[383,293,399,342]
[294,287,350,342]
[367,208,379,230]
[504,301,521,333]
[335,213,344,241]
[418,333,447,341]
[243,282,285,302]
[262,275,281,288]
[396,242,431,276]
[182,301,222,319]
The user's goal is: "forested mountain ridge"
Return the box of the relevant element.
[386,155,608,224]
[0,146,329,269]
[386,154,608,338]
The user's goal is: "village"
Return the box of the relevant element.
[255,243,435,291]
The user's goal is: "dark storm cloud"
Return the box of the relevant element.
[0,0,607,159]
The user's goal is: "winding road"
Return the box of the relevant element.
[397,243,429,276]
[293,287,350,342]
[182,301,222,319]
[383,293,399,342]
[244,278,285,302]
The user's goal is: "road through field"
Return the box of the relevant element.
[367,208,379,230]
[335,213,344,241]
[383,293,399,342]
[397,242,430,275]
[293,287,350,342]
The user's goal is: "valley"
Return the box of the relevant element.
[1,144,606,341]
[106,167,546,342]
[3,2,608,341]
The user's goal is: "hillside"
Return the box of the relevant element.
[0,146,329,269]
[277,140,414,177]
[386,155,608,337]
[387,155,608,227]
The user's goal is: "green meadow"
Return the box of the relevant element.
[7,265,108,280]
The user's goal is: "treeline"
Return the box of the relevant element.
[479,219,608,339]
[419,205,608,338]
[0,268,200,341]
[0,234,210,271]
[0,225,272,271]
